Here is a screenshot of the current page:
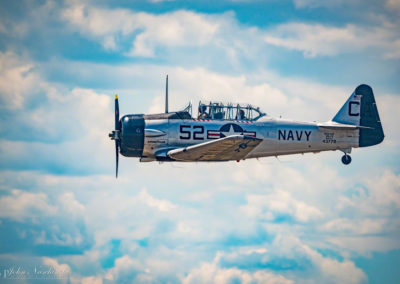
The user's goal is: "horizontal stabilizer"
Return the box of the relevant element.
[318,122,373,131]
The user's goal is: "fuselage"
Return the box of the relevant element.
[137,117,359,161]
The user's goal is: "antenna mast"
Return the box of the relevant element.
[165,75,168,113]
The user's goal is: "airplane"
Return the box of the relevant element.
[109,76,384,177]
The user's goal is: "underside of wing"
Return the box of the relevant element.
[167,135,262,161]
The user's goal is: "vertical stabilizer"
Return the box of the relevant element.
[332,90,362,125]
[332,84,384,147]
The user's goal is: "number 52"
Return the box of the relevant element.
[179,125,204,140]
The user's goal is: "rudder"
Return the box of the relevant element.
[357,84,384,147]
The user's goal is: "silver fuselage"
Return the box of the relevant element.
[141,117,358,161]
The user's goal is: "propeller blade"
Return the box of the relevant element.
[115,94,120,130]
[115,141,119,178]
[115,94,120,178]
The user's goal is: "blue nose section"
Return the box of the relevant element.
[120,115,145,157]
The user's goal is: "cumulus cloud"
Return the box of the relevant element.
[293,0,358,9]
[0,190,57,221]
[104,255,142,282]
[264,22,400,58]
[275,236,366,283]
[183,261,293,284]
[185,235,366,284]
[241,190,323,223]
[42,257,71,279]
[60,2,400,61]
[79,276,103,284]
[0,51,40,109]
[337,170,400,217]
[0,52,114,174]
[0,159,397,282]
[0,51,112,143]
[59,192,86,217]
[386,0,400,12]
[137,189,177,212]
[317,170,400,255]
[62,4,220,57]
[358,93,400,147]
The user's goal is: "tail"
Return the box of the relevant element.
[332,84,384,147]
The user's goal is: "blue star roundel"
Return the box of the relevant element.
[207,123,256,139]
[220,123,243,134]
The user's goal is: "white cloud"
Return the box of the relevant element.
[61,3,400,61]
[312,252,366,284]
[104,255,143,282]
[185,235,367,284]
[272,235,366,284]
[242,190,323,223]
[0,52,115,175]
[183,261,293,284]
[326,236,400,256]
[127,11,219,57]
[80,276,103,284]
[264,22,400,58]
[0,190,57,221]
[62,5,220,57]
[337,170,400,217]
[1,160,397,282]
[0,51,113,147]
[377,94,400,146]
[320,218,387,235]
[80,186,181,247]
[321,170,400,254]
[293,0,358,9]
[366,170,400,209]
[137,189,177,212]
[42,257,71,281]
[59,192,86,217]
[386,0,400,13]
[0,52,40,109]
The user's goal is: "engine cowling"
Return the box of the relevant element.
[120,115,145,157]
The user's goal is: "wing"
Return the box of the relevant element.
[167,135,262,161]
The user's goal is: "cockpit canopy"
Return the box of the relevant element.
[142,101,266,121]
[197,101,266,121]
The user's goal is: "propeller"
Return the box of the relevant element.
[115,94,120,178]
[109,94,120,178]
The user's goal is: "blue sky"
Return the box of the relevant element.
[0,0,399,283]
